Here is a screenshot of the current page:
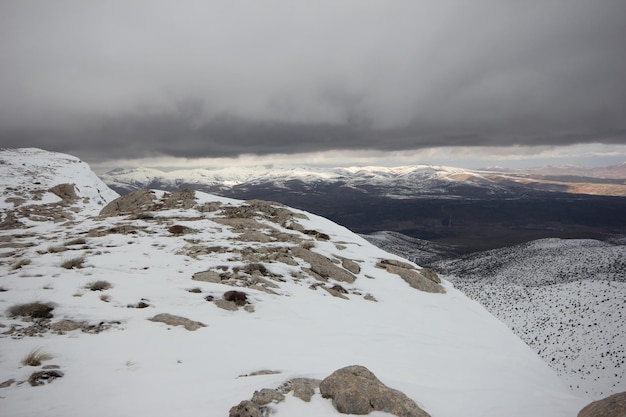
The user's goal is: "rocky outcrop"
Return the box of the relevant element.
[228,366,428,416]
[99,189,157,217]
[377,259,444,294]
[291,246,357,283]
[578,391,626,417]
[319,365,431,417]
[48,183,78,201]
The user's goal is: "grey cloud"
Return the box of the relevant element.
[1,0,625,161]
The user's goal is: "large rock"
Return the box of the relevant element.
[578,391,626,417]
[319,365,431,417]
[99,189,157,217]
[292,247,357,283]
[48,183,78,201]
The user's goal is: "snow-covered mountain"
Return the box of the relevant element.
[102,162,626,199]
[0,148,586,416]
[101,164,505,198]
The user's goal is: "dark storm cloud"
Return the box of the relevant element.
[1,0,625,160]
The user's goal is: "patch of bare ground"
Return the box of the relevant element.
[3,319,121,337]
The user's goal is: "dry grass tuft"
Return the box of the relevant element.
[21,347,53,366]
[64,237,86,246]
[85,280,112,291]
[8,301,55,319]
[47,245,68,253]
[11,258,31,270]
[61,256,85,269]
[100,294,111,302]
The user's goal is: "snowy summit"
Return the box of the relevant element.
[0,148,585,416]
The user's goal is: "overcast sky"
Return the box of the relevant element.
[1,0,625,169]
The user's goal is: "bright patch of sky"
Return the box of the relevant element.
[89,143,626,174]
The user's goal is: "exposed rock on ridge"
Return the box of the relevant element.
[578,391,626,417]
[320,365,431,417]
[229,365,430,417]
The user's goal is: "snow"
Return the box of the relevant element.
[0,147,118,215]
[0,149,587,417]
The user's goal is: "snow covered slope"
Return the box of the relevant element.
[431,238,626,399]
[0,149,585,417]
[0,148,119,219]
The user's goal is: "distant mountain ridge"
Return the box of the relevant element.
[102,162,626,198]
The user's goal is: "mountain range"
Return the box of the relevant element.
[0,148,594,416]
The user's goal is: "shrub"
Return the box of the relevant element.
[85,280,112,291]
[11,258,31,270]
[7,301,55,319]
[21,347,52,366]
[61,256,85,269]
